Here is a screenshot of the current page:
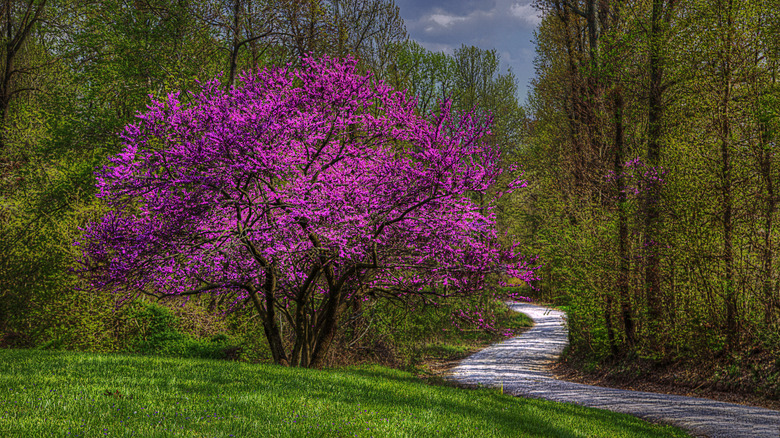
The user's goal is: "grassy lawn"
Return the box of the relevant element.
[0,349,690,437]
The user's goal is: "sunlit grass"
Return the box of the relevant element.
[0,349,690,437]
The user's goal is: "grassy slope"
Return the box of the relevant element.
[0,350,690,437]
[409,306,535,378]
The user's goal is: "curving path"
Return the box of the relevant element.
[449,302,780,438]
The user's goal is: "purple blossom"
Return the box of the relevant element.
[606,157,667,196]
[76,55,537,366]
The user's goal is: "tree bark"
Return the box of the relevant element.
[1,0,48,150]
[555,1,585,198]
[227,0,241,89]
[309,269,356,369]
[250,269,289,366]
[720,0,737,350]
[761,109,777,327]
[644,0,668,323]
[605,293,618,356]
[614,86,635,346]
[758,52,777,326]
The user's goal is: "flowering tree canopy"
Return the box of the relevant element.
[77,56,535,367]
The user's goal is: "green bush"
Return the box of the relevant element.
[358,294,530,368]
[125,301,241,360]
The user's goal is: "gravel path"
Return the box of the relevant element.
[449,302,780,438]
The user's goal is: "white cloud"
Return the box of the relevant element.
[396,0,542,102]
[510,2,543,26]
[430,13,467,27]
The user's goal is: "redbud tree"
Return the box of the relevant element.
[76,56,535,367]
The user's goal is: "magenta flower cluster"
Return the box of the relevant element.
[606,157,667,196]
[76,55,536,364]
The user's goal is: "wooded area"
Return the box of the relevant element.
[0,0,527,364]
[2,0,779,391]
[513,0,780,384]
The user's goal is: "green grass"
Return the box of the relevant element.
[413,311,534,363]
[0,349,690,437]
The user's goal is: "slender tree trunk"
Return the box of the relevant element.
[559,0,604,200]
[760,60,777,326]
[614,86,635,346]
[227,0,241,89]
[761,124,775,325]
[720,0,737,350]
[584,2,603,202]
[1,3,14,133]
[605,293,618,356]
[644,0,665,324]
[722,108,736,350]
[585,0,600,64]
[333,0,346,56]
[555,1,585,199]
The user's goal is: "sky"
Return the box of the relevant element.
[393,0,543,103]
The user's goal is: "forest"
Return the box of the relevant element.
[2,0,779,399]
[520,0,780,398]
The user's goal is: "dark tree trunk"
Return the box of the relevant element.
[722,109,736,349]
[720,0,737,350]
[759,58,777,326]
[761,114,777,326]
[227,0,241,89]
[309,272,354,369]
[614,86,635,346]
[644,0,666,324]
[2,0,49,150]
[721,1,736,350]
[555,1,586,198]
[250,270,289,366]
[605,293,618,356]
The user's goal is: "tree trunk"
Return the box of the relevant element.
[249,270,289,366]
[585,0,600,68]
[309,281,350,369]
[605,293,618,356]
[614,86,635,346]
[759,57,777,326]
[644,0,666,324]
[720,0,737,350]
[760,124,775,326]
[555,1,585,199]
[227,0,241,89]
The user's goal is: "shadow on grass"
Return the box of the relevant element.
[0,350,688,437]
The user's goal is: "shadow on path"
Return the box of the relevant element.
[450,302,780,438]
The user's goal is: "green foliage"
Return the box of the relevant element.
[123,301,241,361]
[386,40,527,156]
[362,296,532,369]
[386,40,455,114]
[520,1,780,401]
[0,155,105,349]
[561,283,630,362]
[0,0,535,374]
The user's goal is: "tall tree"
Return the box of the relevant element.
[753,3,780,326]
[0,0,48,150]
[328,0,406,74]
[77,56,536,367]
[643,0,677,323]
[386,40,450,114]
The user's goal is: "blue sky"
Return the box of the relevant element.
[394,0,543,103]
